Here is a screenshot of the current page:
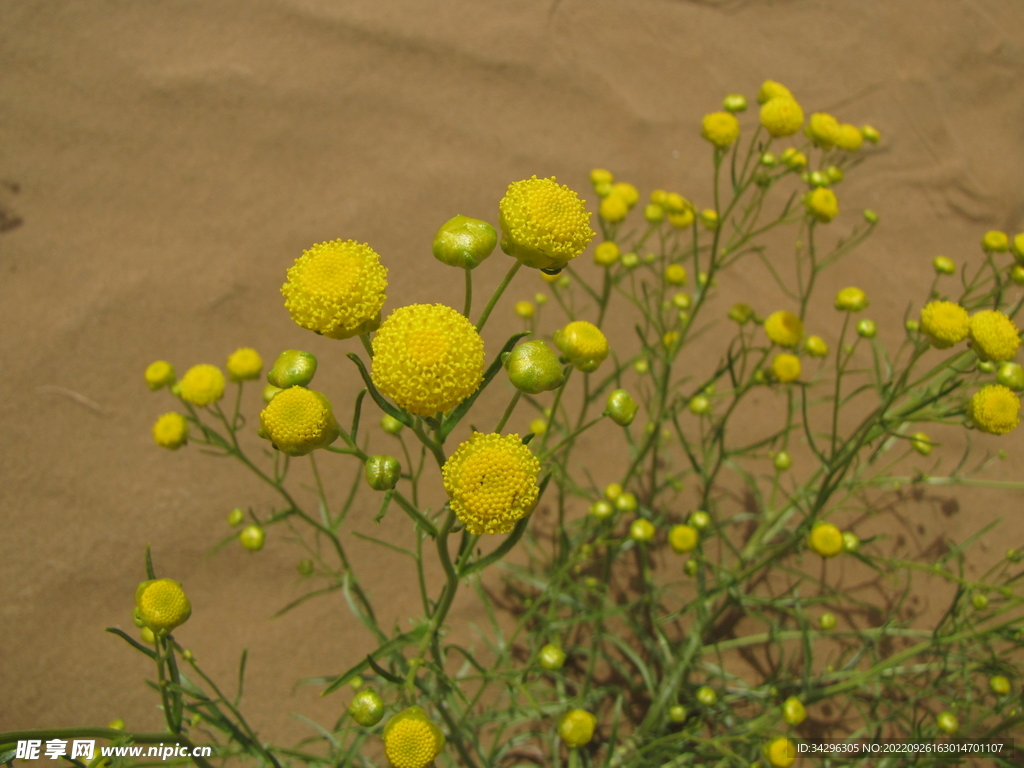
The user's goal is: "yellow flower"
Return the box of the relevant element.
[152,412,188,450]
[599,194,629,223]
[610,182,639,207]
[835,287,868,312]
[804,335,828,358]
[178,364,226,406]
[808,522,843,558]
[764,311,804,348]
[759,97,804,138]
[590,168,613,186]
[805,112,841,148]
[442,433,541,535]
[982,230,1010,253]
[971,385,1020,435]
[553,320,609,372]
[781,148,807,168]
[668,524,699,553]
[805,187,839,222]
[514,301,535,319]
[668,209,695,228]
[259,386,340,456]
[282,240,388,340]
[558,709,597,748]
[861,125,880,144]
[919,301,969,349]
[664,264,687,286]
[765,737,796,768]
[499,176,596,271]
[226,348,263,382]
[145,361,175,391]
[757,80,794,104]
[663,193,691,214]
[969,310,1020,362]
[701,111,740,148]
[371,304,485,417]
[771,353,801,383]
[911,431,933,456]
[834,123,864,151]
[382,706,445,768]
[594,241,620,266]
[135,578,192,634]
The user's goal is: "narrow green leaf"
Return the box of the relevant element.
[321,626,428,696]
[105,627,157,659]
[346,353,411,426]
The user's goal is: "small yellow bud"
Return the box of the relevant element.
[689,510,711,530]
[630,518,655,542]
[664,264,687,285]
[227,508,244,526]
[538,644,566,670]
[558,709,597,748]
[781,697,806,726]
[933,256,956,275]
[145,361,176,391]
[240,524,265,552]
[804,335,828,358]
[982,230,1010,253]
[668,524,698,553]
[594,241,621,266]
[599,194,629,223]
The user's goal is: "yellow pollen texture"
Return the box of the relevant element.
[136,579,191,632]
[969,310,1020,362]
[919,301,969,348]
[971,385,1020,435]
[260,387,333,455]
[499,176,595,270]
[384,720,436,768]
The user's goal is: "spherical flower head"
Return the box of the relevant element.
[805,187,839,223]
[372,304,485,417]
[153,412,188,450]
[835,287,868,312]
[757,80,794,104]
[765,737,796,768]
[933,256,956,275]
[920,301,969,349]
[759,97,804,138]
[226,348,263,382]
[771,353,801,383]
[282,239,388,340]
[610,182,639,207]
[239,524,265,551]
[538,643,566,670]
[382,706,445,768]
[514,300,535,319]
[442,432,541,535]
[599,194,629,223]
[135,578,191,634]
[179,364,226,406]
[668,524,698,553]
[594,241,620,266]
[590,168,613,186]
[432,214,498,269]
[804,335,828,358]
[663,193,691,214]
[668,209,695,229]
[505,340,565,395]
[808,522,843,557]
[605,389,639,426]
[834,123,864,151]
[664,264,687,286]
[259,386,340,456]
[499,176,596,271]
[559,709,597,748]
[349,689,385,727]
[145,361,176,391]
[805,112,841,148]
[701,111,740,148]
[644,203,665,223]
[936,711,959,735]
[982,230,1010,253]
[969,310,1020,362]
[971,385,1020,435]
[764,311,804,348]
[722,93,748,113]
[553,320,609,373]
[630,518,655,542]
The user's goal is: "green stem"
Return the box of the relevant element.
[476,261,522,331]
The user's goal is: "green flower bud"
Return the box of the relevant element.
[971,592,989,610]
[842,531,860,553]
[267,350,318,389]
[263,384,283,403]
[132,607,146,628]
[695,686,718,706]
[606,389,639,426]
[809,170,829,188]
[380,414,404,435]
[1011,265,1024,285]
[997,362,1024,391]
[630,518,655,542]
[140,626,156,644]
[615,492,637,513]
[558,709,597,748]
[589,500,614,519]
[936,711,959,734]
[538,644,566,670]
[911,432,933,456]
[621,251,639,268]
[826,165,844,184]
[432,214,497,269]
[978,360,997,373]
[689,510,711,530]
[729,303,755,324]
[933,256,956,275]
[227,508,244,526]
[856,319,877,338]
[782,697,806,726]
[297,558,314,576]
[723,94,748,113]
[819,612,836,630]
[668,705,688,723]
[240,525,265,552]
[773,451,792,471]
[989,675,1011,696]
[684,558,699,576]
[505,340,565,394]
[349,689,385,727]
[863,209,879,224]
[689,394,711,415]
[668,524,699,553]
[365,454,401,491]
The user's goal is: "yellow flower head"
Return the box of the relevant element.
[152,412,188,450]
[259,386,340,456]
[282,240,388,340]
[668,524,699,553]
[514,300,535,319]
[135,578,192,634]
[771,353,801,383]
[558,709,597,748]
[757,80,794,104]
[610,182,639,207]
[971,384,1020,435]
[145,361,175,391]
[969,310,1020,362]
[226,347,263,382]
[764,311,804,348]
[808,522,843,558]
[765,737,796,768]
[663,193,691,214]
[805,112,841,148]
[805,187,839,223]
[442,433,541,535]
[178,364,226,407]
[668,209,695,229]
[982,230,1010,253]
[599,194,629,223]
[664,264,687,286]
[372,304,485,417]
[701,111,741,148]
[919,301,969,349]
[553,320,609,372]
[759,97,804,138]
[499,176,596,271]
[781,148,807,169]
[835,287,868,312]
[834,123,864,151]
[594,241,620,266]
[382,706,445,768]
[590,168,614,186]
[804,335,829,358]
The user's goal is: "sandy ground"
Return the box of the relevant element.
[2,0,1024,747]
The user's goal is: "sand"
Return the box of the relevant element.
[2,0,1023,745]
